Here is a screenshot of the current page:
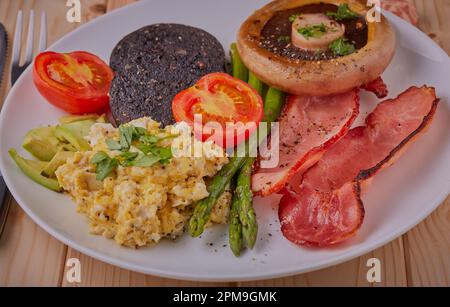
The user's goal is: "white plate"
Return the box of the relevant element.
[0,0,449,282]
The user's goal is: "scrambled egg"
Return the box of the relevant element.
[56,117,229,248]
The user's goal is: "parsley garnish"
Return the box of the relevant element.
[107,124,169,152]
[326,4,359,21]
[91,152,119,181]
[117,151,139,166]
[329,38,355,56]
[106,139,122,151]
[93,125,175,180]
[297,23,328,40]
[130,155,161,167]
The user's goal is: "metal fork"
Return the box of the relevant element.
[11,10,47,83]
[0,10,47,238]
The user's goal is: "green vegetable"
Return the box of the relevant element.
[91,151,109,164]
[54,126,90,152]
[62,119,98,143]
[230,43,248,82]
[189,156,247,237]
[230,86,284,256]
[130,155,161,167]
[329,37,355,56]
[140,135,161,144]
[42,149,74,178]
[9,149,61,192]
[236,159,257,249]
[117,151,139,166]
[22,126,60,162]
[91,152,118,181]
[248,72,264,97]
[94,124,175,180]
[229,69,267,254]
[229,187,243,256]
[119,125,135,150]
[58,114,104,125]
[108,124,173,153]
[297,23,328,40]
[150,147,173,163]
[263,88,284,124]
[106,139,122,151]
[326,3,359,21]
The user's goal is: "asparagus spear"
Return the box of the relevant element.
[263,87,284,124]
[229,184,244,256]
[235,86,284,251]
[248,72,264,95]
[230,43,248,82]
[233,71,265,250]
[236,158,257,249]
[189,156,246,237]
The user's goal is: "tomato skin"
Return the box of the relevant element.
[172,72,264,148]
[33,51,114,114]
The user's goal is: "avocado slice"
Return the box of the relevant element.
[59,114,101,125]
[59,114,108,125]
[63,119,97,140]
[55,125,91,152]
[22,126,60,161]
[9,149,62,192]
[42,149,74,178]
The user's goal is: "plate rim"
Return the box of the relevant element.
[0,3,449,282]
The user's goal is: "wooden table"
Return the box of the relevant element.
[0,0,448,287]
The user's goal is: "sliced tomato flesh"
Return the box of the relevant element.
[33,51,114,114]
[172,72,264,148]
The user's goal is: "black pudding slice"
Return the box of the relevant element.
[109,23,226,126]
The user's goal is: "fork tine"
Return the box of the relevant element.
[12,10,23,65]
[38,11,47,52]
[24,10,35,65]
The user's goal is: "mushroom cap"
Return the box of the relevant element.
[237,0,396,96]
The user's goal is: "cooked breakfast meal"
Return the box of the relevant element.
[8,0,440,257]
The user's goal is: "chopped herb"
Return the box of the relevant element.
[278,35,291,43]
[326,4,359,21]
[289,14,300,22]
[134,127,148,136]
[135,142,153,155]
[329,38,355,56]
[91,152,118,181]
[140,133,176,145]
[106,139,122,151]
[131,155,161,167]
[119,125,135,150]
[91,151,109,164]
[140,134,161,144]
[109,125,153,151]
[92,125,175,180]
[150,147,173,163]
[118,151,139,166]
[297,23,328,40]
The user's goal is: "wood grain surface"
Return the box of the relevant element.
[0,0,448,287]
